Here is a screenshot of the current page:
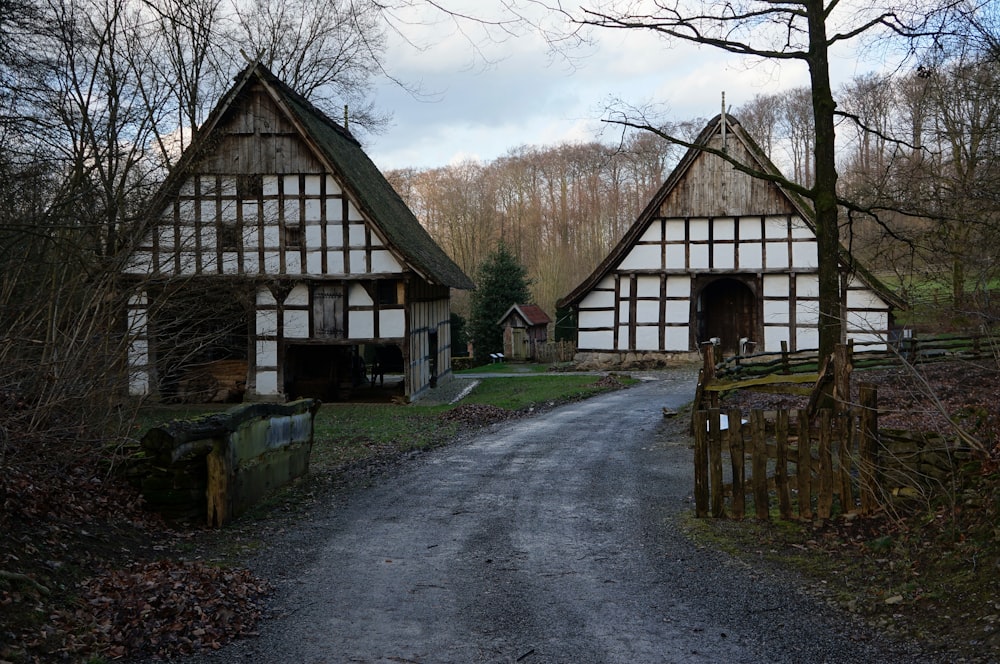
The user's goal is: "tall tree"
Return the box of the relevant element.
[401,0,965,359]
[468,243,532,364]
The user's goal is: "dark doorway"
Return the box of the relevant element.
[284,345,359,401]
[697,278,757,356]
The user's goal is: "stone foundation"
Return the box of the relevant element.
[572,350,700,371]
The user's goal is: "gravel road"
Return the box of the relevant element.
[185,369,937,664]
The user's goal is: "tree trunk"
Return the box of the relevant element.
[806,0,843,360]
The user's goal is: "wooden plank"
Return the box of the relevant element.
[833,343,853,418]
[702,372,819,392]
[709,409,724,518]
[839,413,854,514]
[775,409,792,519]
[818,409,833,520]
[694,410,709,518]
[858,383,879,514]
[727,407,745,520]
[797,409,812,519]
[751,410,769,520]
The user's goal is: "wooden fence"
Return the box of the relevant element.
[693,384,880,520]
[713,332,998,380]
[534,340,576,364]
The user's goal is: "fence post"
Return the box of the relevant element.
[727,407,746,520]
[751,410,769,520]
[833,343,853,418]
[775,409,792,519]
[838,412,854,514]
[858,383,879,514]
[818,409,834,520]
[694,410,709,518]
[709,409,724,518]
[797,410,813,519]
[780,340,790,374]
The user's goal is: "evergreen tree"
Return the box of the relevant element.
[469,243,531,364]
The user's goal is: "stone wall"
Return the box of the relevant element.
[138,399,320,526]
[572,350,700,371]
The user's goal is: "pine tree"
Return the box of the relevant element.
[468,243,531,364]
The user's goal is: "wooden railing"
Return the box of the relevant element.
[713,332,998,380]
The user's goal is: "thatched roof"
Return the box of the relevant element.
[141,61,474,290]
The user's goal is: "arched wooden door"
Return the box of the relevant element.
[697,278,757,356]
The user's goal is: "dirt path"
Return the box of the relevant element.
[184,369,937,664]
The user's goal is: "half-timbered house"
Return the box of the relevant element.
[558,114,901,365]
[123,62,474,402]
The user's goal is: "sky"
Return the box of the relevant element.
[360,3,878,172]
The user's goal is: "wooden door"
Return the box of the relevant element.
[699,278,756,356]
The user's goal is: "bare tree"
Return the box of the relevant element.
[392,0,966,359]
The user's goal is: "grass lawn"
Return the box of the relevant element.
[134,372,635,476]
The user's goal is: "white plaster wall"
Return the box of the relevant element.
[286,284,309,306]
[796,274,820,298]
[795,301,820,325]
[714,218,735,240]
[740,243,762,269]
[327,251,345,273]
[350,310,375,338]
[666,276,690,297]
[326,175,342,195]
[689,244,709,269]
[256,310,278,336]
[847,289,888,310]
[349,283,373,306]
[578,330,613,349]
[326,199,344,222]
[739,219,762,240]
[713,244,735,269]
[665,220,685,241]
[616,327,630,350]
[764,216,788,238]
[371,250,402,273]
[256,370,278,395]
[347,201,364,221]
[256,286,276,306]
[636,300,659,323]
[790,216,812,238]
[578,310,611,329]
[255,339,277,366]
[620,244,661,271]
[665,300,688,323]
[689,219,710,241]
[664,327,689,350]
[765,242,789,269]
[635,326,659,350]
[349,250,366,271]
[665,244,686,268]
[639,222,661,242]
[796,326,819,350]
[379,309,405,337]
[764,326,790,352]
[284,310,309,338]
[847,309,889,332]
[636,276,660,297]
[792,241,818,269]
[763,300,789,324]
[763,274,788,296]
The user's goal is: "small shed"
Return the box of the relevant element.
[498,304,552,361]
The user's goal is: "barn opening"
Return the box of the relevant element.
[148,283,250,403]
[695,277,757,357]
[284,343,405,402]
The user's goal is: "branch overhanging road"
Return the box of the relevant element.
[189,368,936,664]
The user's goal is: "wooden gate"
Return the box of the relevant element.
[693,385,880,520]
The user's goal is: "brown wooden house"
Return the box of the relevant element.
[123,62,474,402]
[498,304,552,361]
[558,114,902,364]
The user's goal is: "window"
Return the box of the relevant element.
[219,222,239,251]
[377,280,401,305]
[284,224,302,249]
